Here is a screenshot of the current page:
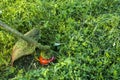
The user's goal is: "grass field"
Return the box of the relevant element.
[0,0,120,79]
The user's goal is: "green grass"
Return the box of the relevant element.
[0,0,120,79]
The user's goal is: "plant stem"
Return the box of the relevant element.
[0,20,50,50]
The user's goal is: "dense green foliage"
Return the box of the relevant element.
[0,0,120,79]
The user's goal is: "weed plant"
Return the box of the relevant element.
[0,0,120,79]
